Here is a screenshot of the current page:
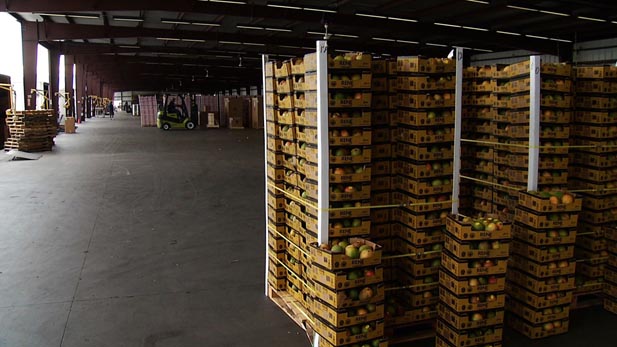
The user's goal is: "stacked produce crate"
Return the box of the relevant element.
[461,66,498,216]
[265,61,290,294]
[310,238,387,347]
[569,66,617,294]
[386,56,455,326]
[369,59,398,261]
[605,225,617,314]
[437,215,511,347]
[4,110,57,152]
[507,191,582,338]
[302,52,387,346]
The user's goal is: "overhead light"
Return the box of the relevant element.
[612,21,617,24]
[372,37,396,42]
[219,41,242,45]
[462,26,489,31]
[113,17,144,22]
[397,39,419,44]
[67,14,100,19]
[307,31,326,36]
[301,47,314,50]
[38,13,66,17]
[244,42,265,46]
[334,33,359,38]
[387,16,418,23]
[335,49,354,53]
[118,45,140,49]
[200,0,247,4]
[157,37,181,41]
[303,7,337,13]
[237,25,263,30]
[382,53,391,56]
[265,27,292,32]
[496,30,521,36]
[465,0,489,4]
[355,13,387,19]
[267,4,302,10]
[426,42,448,47]
[578,16,606,22]
[539,10,569,16]
[280,45,302,49]
[434,22,461,28]
[190,21,221,26]
[162,19,191,25]
[216,55,233,58]
[473,48,493,52]
[267,3,336,13]
[183,39,207,43]
[507,5,537,12]
[551,38,573,43]
[526,34,549,40]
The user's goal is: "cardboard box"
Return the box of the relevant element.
[439,286,506,313]
[398,93,455,109]
[393,175,453,196]
[511,224,576,246]
[439,268,506,295]
[397,56,455,74]
[437,304,504,331]
[507,315,569,339]
[393,238,442,261]
[445,215,512,241]
[290,57,305,75]
[575,66,617,79]
[394,223,444,246]
[507,268,575,294]
[396,142,453,161]
[441,251,508,277]
[511,241,575,263]
[310,265,384,291]
[329,129,372,146]
[507,299,569,325]
[444,234,510,259]
[395,208,449,229]
[312,299,384,328]
[312,281,385,309]
[514,209,579,229]
[274,61,292,78]
[64,117,75,133]
[392,191,452,213]
[507,282,573,309]
[436,319,503,346]
[313,318,384,346]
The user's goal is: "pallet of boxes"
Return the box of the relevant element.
[436,214,511,347]
[384,56,455,334]
[369,58,398,265]
[569,66,617,299]
[4,110,57,152]
[303,51,387,347]
[507,191,582,338]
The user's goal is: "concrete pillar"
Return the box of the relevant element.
[21,21,38,110]
[49,49,60,116]
[64,55,74,117]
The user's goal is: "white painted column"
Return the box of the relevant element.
[452,47,464,214]
[262,54,270,296]
[528,55,541,192]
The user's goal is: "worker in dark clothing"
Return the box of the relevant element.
[168,99,179,115]
[109,102,114,119]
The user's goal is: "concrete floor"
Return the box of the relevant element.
[0,112,615,347]
[0,112,307,347]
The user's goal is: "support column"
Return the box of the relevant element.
[21,21,38,110]
[75,63,85,122]
[64,55,74,117]
[49,49,60,116]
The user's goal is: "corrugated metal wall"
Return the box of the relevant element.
[573,38,617,65]
[470,49,560,66]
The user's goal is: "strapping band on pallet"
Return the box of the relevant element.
[382,250,442,260]
[461,138,614,150]
[460,175,524,191]
[274,256,316,294]
[575,257,609,263]
[269,226,311,258]
[268,182,458,211]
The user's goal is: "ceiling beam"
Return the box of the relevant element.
[7,1,559,53]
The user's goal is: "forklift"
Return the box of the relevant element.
[157,94,196,130]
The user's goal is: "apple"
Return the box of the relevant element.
[468,278,479,287]
[351,148,362,156]
[471,313,484,321]
[488,276,498,284]
[483,260,495,268]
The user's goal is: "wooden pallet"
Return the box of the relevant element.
[268,286,314,341]
[571,289,604,310]
[387,319,436,345]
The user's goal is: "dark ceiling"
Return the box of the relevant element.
[2,0,617,92]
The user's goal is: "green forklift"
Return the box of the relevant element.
[157,94,196,130]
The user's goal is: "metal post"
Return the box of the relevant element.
[316,40,330,245]
[314,39,329,347]
[528,56,541,192]
[262,54,270,296]
[451,47,464,215]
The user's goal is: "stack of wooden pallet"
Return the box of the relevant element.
[4,110,57,152]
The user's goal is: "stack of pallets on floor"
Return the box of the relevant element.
[4,110,57,152]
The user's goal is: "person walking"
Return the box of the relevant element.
[109,102,115,119]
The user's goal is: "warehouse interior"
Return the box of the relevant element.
[2,1,617,347]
